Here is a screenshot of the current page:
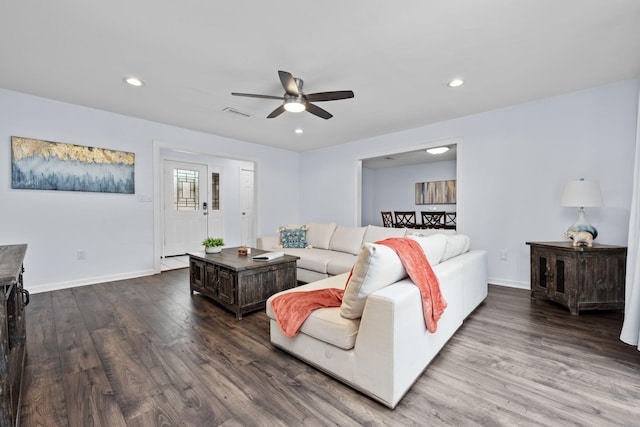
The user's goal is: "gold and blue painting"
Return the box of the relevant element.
[415,180,456,204]
[11,136,135,194]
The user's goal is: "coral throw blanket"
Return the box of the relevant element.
[270,287,345,338]
[270,238,447,337]
[377,238,447,333]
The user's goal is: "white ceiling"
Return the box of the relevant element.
[1,1,638,153]
[362,144,457,169]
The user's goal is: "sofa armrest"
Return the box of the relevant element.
[352,260,465,408]
[352,280,423,407]
[256,235,279,250]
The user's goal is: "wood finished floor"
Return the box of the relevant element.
[21,269,640,426]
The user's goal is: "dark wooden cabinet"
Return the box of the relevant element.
[190,258,206,291]
[204,264,218,296]
[527,241,626,315]
[0,244,29,427]
[189,248,298,319]
[216,268,236,305]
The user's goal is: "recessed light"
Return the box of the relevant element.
[124,77,144,87]
[426,146,450,155]
[447,79,464,88]
[295,128,303,134]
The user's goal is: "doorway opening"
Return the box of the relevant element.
[153,142,258,273]
[356,138,461,228]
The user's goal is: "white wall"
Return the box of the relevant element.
[300,79,640,288]
[363,160,456,227]
[0,89,301,292]
[361,167,375,226]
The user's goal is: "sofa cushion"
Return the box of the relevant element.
[406,228,457,237]
[256,235,280,250]
[329,226,366,255]
[362,225,406,244]
[326,252,358,276]
[298,307,360,350]
[340,243,407,319]
[407,233,447,266]
[296,269,329,284]
[282,248,330,273]
[306,222,337,249]
[278,225,308,248]
[266,273,358,349]
[441,234,470,261]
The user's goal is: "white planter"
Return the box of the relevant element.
[205,246,222,254]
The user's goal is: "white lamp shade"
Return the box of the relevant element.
[560,180,604,207]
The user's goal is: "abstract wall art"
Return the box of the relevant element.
[11,136,135,194]
[415,179,456,204]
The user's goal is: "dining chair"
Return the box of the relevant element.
[381,211,394,228]
[393,211,417,228]
[421,211,445,229]
[444,211,457,229]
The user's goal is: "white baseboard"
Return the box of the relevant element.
[28,269,158,294]
[488,276,530,290]
[29,272,529,293]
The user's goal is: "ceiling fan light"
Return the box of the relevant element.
[426,146,450,155]
[284,101,305,113]
[124,77,144,87]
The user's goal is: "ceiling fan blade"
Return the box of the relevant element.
[278,70,299,96]
[231,92,284,100]
[305,90,355,102]
[306,103,333,120]
[267,105,286,119]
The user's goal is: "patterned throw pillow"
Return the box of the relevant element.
[279,226,308,248]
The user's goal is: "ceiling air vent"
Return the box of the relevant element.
[222,107,252,118]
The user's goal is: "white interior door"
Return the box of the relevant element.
[240,168,255,247]
[163,160,208,256]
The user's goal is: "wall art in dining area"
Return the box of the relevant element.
[11,136,135,194]
[415,179,456,204]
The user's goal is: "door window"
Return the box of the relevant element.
[211,172,220,210]
[173,168,199,211]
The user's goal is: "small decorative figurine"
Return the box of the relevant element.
[564,230,594,247]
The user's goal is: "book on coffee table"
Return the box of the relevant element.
[252,251,284,261]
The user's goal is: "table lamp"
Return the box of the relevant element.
[560,178,604,239]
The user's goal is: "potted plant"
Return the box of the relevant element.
[202,237,224,254]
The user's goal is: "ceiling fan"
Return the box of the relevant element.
[231,70,354,119]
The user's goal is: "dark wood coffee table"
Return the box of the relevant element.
[188,247,299,319]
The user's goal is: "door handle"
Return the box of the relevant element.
[21,288,30,307]
[203,202,208,215]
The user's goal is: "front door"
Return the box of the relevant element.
[163,160,209,256]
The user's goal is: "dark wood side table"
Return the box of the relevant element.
[527,241,626,315]
[188,247,299,319]
[0,244,29,427]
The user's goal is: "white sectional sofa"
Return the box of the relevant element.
[257,222,454,283]
[265,231,488,408]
